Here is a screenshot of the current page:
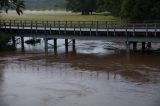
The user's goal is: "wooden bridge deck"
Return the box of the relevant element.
[0,20,160,42]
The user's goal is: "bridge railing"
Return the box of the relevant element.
[0,20,160,30]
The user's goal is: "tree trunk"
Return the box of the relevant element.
[81,11,90,15]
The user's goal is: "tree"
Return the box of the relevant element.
[96,0,160,20]
[0,0,25,15]
[103,0,123,16]
[0,31,10,49]
[96,0,105,12]
[66,0,97,15]
[120,0,160,20]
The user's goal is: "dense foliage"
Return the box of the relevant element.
[0,0,25,15]
[119,0,160,20]
[0,31,15,50]
[66,0,160,20]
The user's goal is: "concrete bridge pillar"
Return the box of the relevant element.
[21,37,24,51]
[65,39,69,53]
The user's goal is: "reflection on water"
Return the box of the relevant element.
[0,40,160,106]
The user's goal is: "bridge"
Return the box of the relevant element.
[0,20,160,52]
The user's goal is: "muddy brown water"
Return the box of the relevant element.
[0,40,160,106]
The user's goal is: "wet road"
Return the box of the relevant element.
[0,40,160,106]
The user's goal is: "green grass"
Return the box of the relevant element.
[0,11,118,21]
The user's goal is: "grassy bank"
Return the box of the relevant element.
[0,11,118,21]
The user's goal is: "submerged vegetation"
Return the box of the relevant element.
[25,38,41,45]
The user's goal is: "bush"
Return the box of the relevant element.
[0,31,12,50]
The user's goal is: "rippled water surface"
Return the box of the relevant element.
[0,40,160,106]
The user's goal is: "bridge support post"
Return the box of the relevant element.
[126,41,130,53]
[142,42,146,52]
[72,39,76,53]
[12,36,16,47]
[54,38,57,53]
[147,42,152,50]
[21,37,24,51]
[65,39,68,53]
[133,42,137,51]
[44,38,48,52]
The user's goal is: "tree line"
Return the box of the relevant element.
[66,0,160,20]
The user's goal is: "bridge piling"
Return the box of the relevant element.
[133,42,137,51]
[147,42,152,50]
[65,39,69,53]
[54,38,57,52]
[21,37,24,51]
[126,41,130,53]
[44,38,48,52]
[142,42,146,52]
[12,36,16,47]
[72,39,76,52]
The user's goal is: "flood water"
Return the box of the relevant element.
[0,39,160,106]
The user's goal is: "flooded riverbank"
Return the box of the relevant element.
[0,40,160,106]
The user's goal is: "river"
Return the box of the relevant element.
[0,39,160,106]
